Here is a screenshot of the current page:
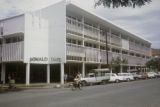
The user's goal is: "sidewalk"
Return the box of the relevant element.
[1,82,71,90]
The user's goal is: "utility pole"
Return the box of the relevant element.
[105,32,109,66]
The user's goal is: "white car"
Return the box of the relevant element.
[118,73,134,81]
[147,72,157,78]
[106,73,124,83]
[131,73,142,80]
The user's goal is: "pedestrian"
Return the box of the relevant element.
[64,73,68,83]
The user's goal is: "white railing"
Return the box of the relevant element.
[66,17,99,40]
[100,50,113,63]
[129,41,148,55]
[100,32,110,43]
[122,54,147,65]
[66,17,83,34]
[2,41,24,62]
[110,34,121,46]
[85,47,99,62]
[84,24,99,40]
[66,43,85,57]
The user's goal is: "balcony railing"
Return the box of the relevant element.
[84,24,99,40]
[122,54,147,65]
[66,43,85,57]
[85,47,99,62]
[100,32,110,44]
[100,50,113,63]
[66,17,99,40]
[2,41,24,62]
[129,41,150,55]
[110,34,121,47]
[66,17,83,34]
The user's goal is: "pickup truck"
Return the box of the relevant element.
[81,68,110,85]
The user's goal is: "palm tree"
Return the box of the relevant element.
[95,0,151,8]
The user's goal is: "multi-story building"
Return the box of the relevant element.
[0,1,151,85]
[152,48,160,57]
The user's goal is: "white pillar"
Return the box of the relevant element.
[1,63,6,84]
[47,64,50,84]
[82,62,85,77]
[26,63,30,85]
[60,63,64,85]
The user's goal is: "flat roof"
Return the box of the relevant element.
[66,2,151,44]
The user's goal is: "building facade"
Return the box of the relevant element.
[152,48,160,57]
[0,1,151,85]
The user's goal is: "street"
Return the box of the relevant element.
[0,79,160,107]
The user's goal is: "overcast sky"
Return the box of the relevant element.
[0,0,159,48]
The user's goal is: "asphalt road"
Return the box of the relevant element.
[0,79,160,107]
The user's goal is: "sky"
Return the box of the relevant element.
[0,0,159,48]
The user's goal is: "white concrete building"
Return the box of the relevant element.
[0,1,151,85]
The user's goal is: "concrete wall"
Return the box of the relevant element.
[24,1,66,64]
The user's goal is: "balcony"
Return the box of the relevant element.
[122,54,147,65]
[66,43,85,57]
[2,41,24,62]
[84,24,99,40]
[100,32,110,44]
[100,50,113,63]
[66,17,83,35]
[110,34,121,47]
[66,17,99,40]
[85,47,99,62]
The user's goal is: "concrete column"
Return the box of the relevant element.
[1,63,6,84]
[120,64,123,73]
[98,64,101,69]
[82,62,85,77]
[47,64,50,84]
[26,63,30,85]
[60,63,64,85]
[128,66,131,73]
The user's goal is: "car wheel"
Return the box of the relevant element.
[81,81,87,86]
[127,78,130,82]
[115,79,119,83]
[101,80,106,85]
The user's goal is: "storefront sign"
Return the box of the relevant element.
[30,57,61,63]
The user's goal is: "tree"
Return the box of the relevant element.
[95,0,151,8]
[146,57,160,71]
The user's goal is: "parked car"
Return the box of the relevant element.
[156,72,160,77]
[117,73,134,81]
[139,72,148,79]
[147,72,157,78]
[153,72,160,78]
[131,73,142,80]
[81,68,110,85]
[106,73,124,83]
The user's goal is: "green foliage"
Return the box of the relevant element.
[95,0,151,8]
[146,57,160,71]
